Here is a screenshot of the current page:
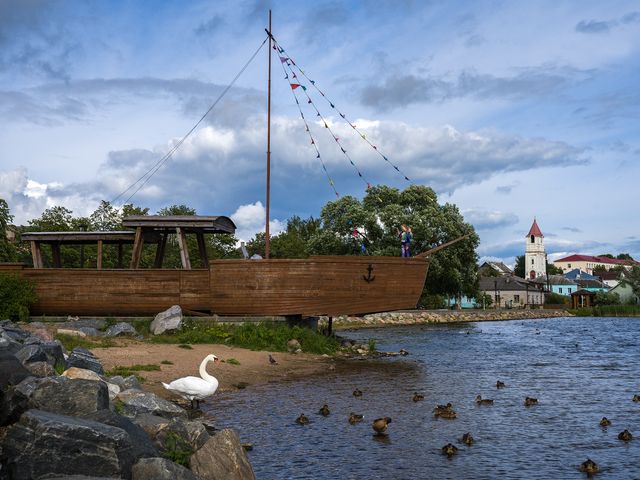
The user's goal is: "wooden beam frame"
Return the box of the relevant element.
[154,233,167,268]
[130,227,144,269]
[51,243,61,268]
[30,241,43,269]
[176,227,191,270]
[196,232,208,268]
[97,240,103,270]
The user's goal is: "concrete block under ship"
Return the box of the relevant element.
[2,215,465,317]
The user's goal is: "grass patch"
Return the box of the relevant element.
[105,364,160,378]
[225,358,241,365]
[151,320,340,355]
[178,344,193,350]
[160,360,174,365]
[569,305,640,317]
[54,334,116,351]
[113,399,125,415]
[162,432,193,467]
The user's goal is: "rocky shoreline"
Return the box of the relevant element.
[323,308,572,329]
[0,319,256,480]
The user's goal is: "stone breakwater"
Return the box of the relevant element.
[322,309,572,329]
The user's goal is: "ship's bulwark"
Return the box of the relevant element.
[1,257,429,316]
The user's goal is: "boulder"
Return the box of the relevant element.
[84,409,158,459]
[0,335,22,355]
[22,336,42,345]
[190,428,256,480]
[57,328,87,337]
[109,374,143,391]
[79,326,103,337]
[116,389,187,419]
[161,417,210,450]
[286,339,301,353]
[150,305,183,335]
[27,326,53,342]
[61,318,107,330]
[16,376,109,416]
[40,341,65,368]
[0,352,32,389]
[62,366,102,382]
[15,344,48,364]
[132,457,198,480]
[105,322,137,337]
[0,323,30,342]
[24,361,56,377]
[1,409,140,479]
[131,413,171,439]
[66,347,104,375]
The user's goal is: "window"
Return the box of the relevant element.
[531,235,535,243]
[559,288,563,293]
[568,264,571,268]
[568,288,572,293]
[514,295,520,302]
[531,259,534,265]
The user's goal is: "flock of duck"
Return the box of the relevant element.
[291,379,637,475]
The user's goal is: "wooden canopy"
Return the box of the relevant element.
[24,215,237,270]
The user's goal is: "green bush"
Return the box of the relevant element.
[0,274,37,321]
[569,305,640,317]
[545,292,569,305]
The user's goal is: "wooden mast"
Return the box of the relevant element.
[265,9,272,259]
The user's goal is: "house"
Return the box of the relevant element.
[478,261,513,277]
[553,254,637,275]
[530,275,578,296]
[596,271,624,288]
[564,269,597,281]
[570,289,597,309]
[608,282,639,305]
[479,275,544,308]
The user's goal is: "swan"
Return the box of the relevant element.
[162,354,219,409]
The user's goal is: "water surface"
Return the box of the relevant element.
[208,317,640,479]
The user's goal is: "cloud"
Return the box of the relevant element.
[575,11,640,34]
[194,15,226,37]
[230,201,285,243]
[495,183,518,194]
[463,209,519,230]
[562,226,582,233]
[359,67,585,110]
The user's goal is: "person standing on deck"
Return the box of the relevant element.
[398,225,413,257]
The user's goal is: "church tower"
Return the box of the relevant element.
[525,218,546,279]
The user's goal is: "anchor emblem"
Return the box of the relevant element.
[363,264,376,283]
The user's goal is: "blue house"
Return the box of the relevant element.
[563,269,608,292]
[531,275,578,296]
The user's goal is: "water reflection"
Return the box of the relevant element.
[208,317,640,479]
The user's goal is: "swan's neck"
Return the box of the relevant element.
[199,357,216,383]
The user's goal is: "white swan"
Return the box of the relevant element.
[162,353,219,409]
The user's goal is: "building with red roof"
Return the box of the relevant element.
[553,254,638,275]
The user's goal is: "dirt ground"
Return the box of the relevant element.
[91,342,335,400]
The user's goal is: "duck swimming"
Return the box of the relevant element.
[633,394,640,402]
[475,395,494,405]
[372,417,392,435]
[319,404,330,416]
[525,397,538,406]
[348,412,364,424]
[496,381,505,389]
[600,417,611,427]
[296,414,309,425]
[353,388,363,398]
[442,443,458,457]
[618,429,633,442]
[413,393,425,402]
[162,354,219,409]
[579,458,598,475]
[461,433,474,446]
[433,402,453,413]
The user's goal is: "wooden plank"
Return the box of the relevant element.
[97,240,103,270]
[129,227,144,269]
[30,241,43,269]
[176,227,191,270]
[196,232,208,267]
[51,244,61,268]
[154,234,167,268]
[117,243,124,268]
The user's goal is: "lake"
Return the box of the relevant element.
[208,317,640,479]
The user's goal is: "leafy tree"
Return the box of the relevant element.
[599,253,614,259]
[622,266,640,299]
[617,253,634,261]
[545,292,568,305]
[594,291,621,306]
[514,255,525,278]
[90,200,121,231]
[0,274,36,321]
[0,199,17,262]
[27,206,74,232]
[546,261,563,275]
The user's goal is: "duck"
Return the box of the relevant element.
[633,394,640,402]
[162,354,219,409]
[413,392,425,402]
[579,458,599,475]
[353,388,363,397]
[600,417,611,427]
[348,412,364,424]
[524,397,538,406]
[618,429,633,442]
[372,417,392,435]
[442,443,458,457]
[319,404,330,416]
[496,380,505,389]
[433,402,454,414]
[295,414,309,425]
[475,395,494,405]
[268,354,278,365]
[461,433,474,446]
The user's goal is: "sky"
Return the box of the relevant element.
[1,0,639,265]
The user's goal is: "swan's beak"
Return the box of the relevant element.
[213,356,220,363]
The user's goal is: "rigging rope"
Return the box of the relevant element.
[110,36,269,206]
[272,37,411,183]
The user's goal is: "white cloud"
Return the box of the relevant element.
[230,201,285,243]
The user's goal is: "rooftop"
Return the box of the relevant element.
[526,219,543,238]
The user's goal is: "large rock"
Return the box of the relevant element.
[0,409,141,479]
[62,367,120,400]
[15,344,48,364]
[162,417,210,450]
[132,457,198,480]
[66,347,104,375]
[105,322,137,337]
[190,428,255,480]
[40,341,65,368]
[150,305,183,335]
[286,339,301,353]
[15,376,109,416]
[0,334,22,355]
[131,413,171,439]
[24,361,56,377]
[0,352,32,389]
[84,409,158,459]
[0,323,30,342]
[116,389,187,419]
[109,374,143,391]
[61,318,107,330]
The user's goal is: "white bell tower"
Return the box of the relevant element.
[525,218,546,280]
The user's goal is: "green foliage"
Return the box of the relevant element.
[0,199,17,262]
[178,344,193,349]
[367,338,377,352]
[161,360,174,365]
[418,293,446,309]
[546,262,563,275]
[622,266,640,299]
[545,292,569,305]
[473,293,493,308]
[569,305,640,317]
[152,320,339,354]
[113,400,125,415]
[54,334,116,351]
[0,274,36,321]
[593,291,621,306]
[617,253,634,261]
[225,358,241,365]
[105,364,161,377]
[514,255,525,278]
[162,432,193,467]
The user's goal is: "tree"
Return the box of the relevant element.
[617,253,634,261]
[599,253,614,259]
[89,200,121,231]
[622,266,640,299]
[594,291,621,306]
[0,199,17,262]
[546,261,563,275]
[514,255,525,278]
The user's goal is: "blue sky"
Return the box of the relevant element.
[1,0,638,265]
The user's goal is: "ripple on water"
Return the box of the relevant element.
[208,317,640,479]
